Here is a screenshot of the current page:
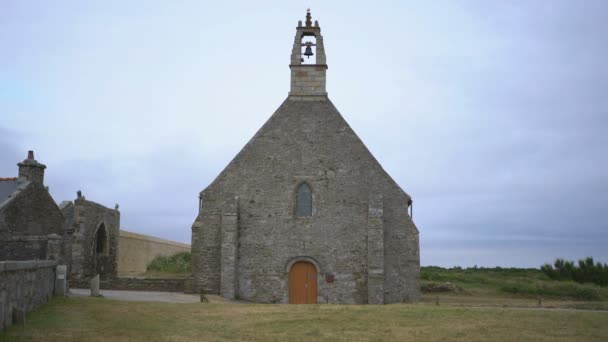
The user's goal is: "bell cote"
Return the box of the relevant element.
[289,9,328,99]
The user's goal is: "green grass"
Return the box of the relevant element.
[2,297,608,341]
[421,266,608,301]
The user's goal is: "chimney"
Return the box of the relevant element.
[17,150,47,185]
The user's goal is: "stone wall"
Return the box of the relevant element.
[0,260,57,330]
[0,237,48,261]
[70,277,185,293]
[117,230,190,276]
[61,197,120,281]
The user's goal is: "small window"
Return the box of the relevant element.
[296,183,312,216]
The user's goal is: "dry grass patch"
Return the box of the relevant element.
[1,297,608,341]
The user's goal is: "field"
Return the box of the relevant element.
[421,266,608,310]
[2,266,608,341]
[1,297,607,342]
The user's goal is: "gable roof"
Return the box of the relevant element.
[203,97,411,202]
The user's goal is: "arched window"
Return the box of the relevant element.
[296,183,312,216]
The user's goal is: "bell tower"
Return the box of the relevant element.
[289,9,328,99]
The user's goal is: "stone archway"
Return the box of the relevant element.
[93,223,109,278]
[285,256,321,274]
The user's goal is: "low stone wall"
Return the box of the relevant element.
[0,260,57,330]
[117,230,190,276]
[71,277,185,293]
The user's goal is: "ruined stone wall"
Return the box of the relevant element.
[62,198,120,280]
[117,230,190,276]
[193,98,420,304]
[0,260,57,330]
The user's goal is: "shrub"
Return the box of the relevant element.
[541,257,608,287]
[146,252,192,273]
[500,281,603,301]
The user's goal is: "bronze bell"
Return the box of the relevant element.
[303,45,314,58]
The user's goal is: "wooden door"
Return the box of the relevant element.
[289,261,317,304]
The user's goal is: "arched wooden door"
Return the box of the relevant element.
[289,261,317,304]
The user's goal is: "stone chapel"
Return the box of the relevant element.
[191,10,420,304]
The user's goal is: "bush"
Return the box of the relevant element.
[500,281,603,301]
[146,252,192,273]
[541,257,608,287]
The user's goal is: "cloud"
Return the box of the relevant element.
[1,1,607,266]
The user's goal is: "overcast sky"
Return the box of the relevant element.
[1,1,606,267]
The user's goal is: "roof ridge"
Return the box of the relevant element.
[0,177,18,181]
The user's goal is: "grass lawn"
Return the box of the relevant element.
[2,297,608,342]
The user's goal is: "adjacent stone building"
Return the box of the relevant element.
[191,11,420,304]
[0,151,65,262]
[1,151,120,282]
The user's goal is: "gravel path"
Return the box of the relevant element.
[69,288,224,303]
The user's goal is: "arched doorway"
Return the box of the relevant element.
[289,261,317,304]
[93,223,108,277]
[95,224,107,256]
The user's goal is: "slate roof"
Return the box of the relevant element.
[0,178,19,205]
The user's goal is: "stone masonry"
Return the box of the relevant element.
[61,193,120,281]
[191,11,420,304]
[0,152,66,263]
[0,260,58,330]
[289,10,327,99]
[1,151,120,283]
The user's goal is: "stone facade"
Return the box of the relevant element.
[0,260,58,330]
[61,193,120,281]
[191,11,420,304]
